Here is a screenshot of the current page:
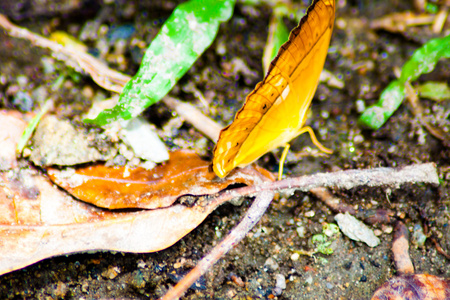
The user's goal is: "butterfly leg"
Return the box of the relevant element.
[298,126,333,154]
[278,143,291,181]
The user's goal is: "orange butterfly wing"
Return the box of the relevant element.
[213,0,335,178]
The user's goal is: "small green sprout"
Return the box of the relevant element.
[359,33,450,130]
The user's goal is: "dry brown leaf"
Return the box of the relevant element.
[0,169,258,276]
[48,150,274,209]
[0,110,27,171]
[371,274,450,299]
[0,116,273,276]
[371,221,450,299]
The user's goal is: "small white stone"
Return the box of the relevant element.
[290,252,300,261]
[335,212,380,247]
[296,226,306,238]
[356,99,365,113]
[305,211,315,218]
[120,117,169,163]
[264,258,279,271]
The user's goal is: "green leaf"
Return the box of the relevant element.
[417,81,450,101]
[17,100,53,155]
[359,33,450,130]
[425,3,439,14]
[359,81,405,129]
[85,0,235,126]
[262,15,290,74]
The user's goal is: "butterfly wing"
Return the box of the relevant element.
[213,0,335,178]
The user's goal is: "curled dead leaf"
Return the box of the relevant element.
[371,274,450,300]
[48,150,274,209]
[0,163,272,276]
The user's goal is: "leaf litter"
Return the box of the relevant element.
[0,1,448,298]
[47,150,274,210]
[0,149,274,276]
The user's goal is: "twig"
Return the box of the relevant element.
[0,14,129,93]
[0,14,224,142]
[164,162,438,299]
[310,187,356,214]
[405,81,450,145]
[392,221,414,274]
[430,237,450,260]
[163,96,222,142]
[162,190,275,300]
[204,163,438,210]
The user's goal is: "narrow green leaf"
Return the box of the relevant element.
[17,100,53,155]
[359,34,450,130]
[85,0,235,126]
[262,15,290,74]
[417,81,450,101]
[359,81,405,129]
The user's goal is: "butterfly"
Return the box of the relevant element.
[213,0,335,178]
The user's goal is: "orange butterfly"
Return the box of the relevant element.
[213,0,335,178]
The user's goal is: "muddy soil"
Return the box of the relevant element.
[0,0,449,299]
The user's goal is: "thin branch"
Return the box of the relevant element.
[405,81,450,146]
[0,14,129,93]
[205,163,439,209]
[162,190,275,300]
[163,96,222,142]
[309,187,356,214]
[165,162,438,299]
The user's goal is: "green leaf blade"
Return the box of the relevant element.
[417,81,450,101]
[359,33,450,130]
[86,0,236,126]
[262,15,290,74]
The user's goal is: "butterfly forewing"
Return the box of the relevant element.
[213,0,335,178]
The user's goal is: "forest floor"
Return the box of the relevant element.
[0,0,449,299]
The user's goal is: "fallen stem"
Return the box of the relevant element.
[0,14,223,142]
[165,162,438,299]
[162,190,275,300]
[163,96,222,142]
[404,81,450,146]
[309,187,356,214]
[206,162,439,209]
[0,14,129,93]
[392,221,414,274]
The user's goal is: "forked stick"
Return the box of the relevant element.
[162,163,439,299]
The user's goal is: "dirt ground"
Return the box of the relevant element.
[0,0,449,299]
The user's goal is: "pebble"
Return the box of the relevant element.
[264,257,279,272]
[290,252,300,261]
[305,275,313,285]
[101,266,121,279]
[412,223,427,247]
[53,281,68,298]
[305,211,315,218]
[120,117,169,163]
[335,212,380,247]
[296,225,306,238]
[355,99,366,113]
[273,273,286,296]
[13,91,33,112]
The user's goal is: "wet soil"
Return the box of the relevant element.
[0,0,449,299]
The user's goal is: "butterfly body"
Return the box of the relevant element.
[213,0,335,178]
